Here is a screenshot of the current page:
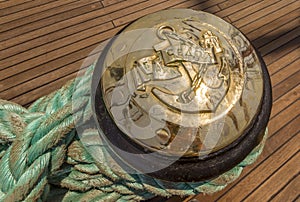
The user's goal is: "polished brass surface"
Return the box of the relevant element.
[100,9,263,157]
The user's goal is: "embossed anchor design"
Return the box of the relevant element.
[148,26,230,113]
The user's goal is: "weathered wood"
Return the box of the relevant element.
[217,133,299,201]
[233,0,297,28]
[0,22,114,75]
[101,0,124,7]
[252,18,299,49]
[0,0,101,34]
[263,36,299,65]
[260,27,300,56]
[0,0,79,26]
[267,47,299,75]
[271,174,300,202]
[11,72,78,105]
[268,100,299,137]
[239,1,300,35]
[0,0,143,51]
[271,59,300,88]
[272,71,300,101]
[0,2,102,44]
[0,0,299,200]
[244,152,300,202]
[215,0,261,18]
[218,0,244,10]
[173,0,207,9]
[0,0,54,16]
[228,0,281,22]
[270,85,299,119]
[0,26,120,80]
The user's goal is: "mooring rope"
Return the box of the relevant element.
[0,63,267,202]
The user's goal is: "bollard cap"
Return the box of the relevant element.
[93,9,271,182]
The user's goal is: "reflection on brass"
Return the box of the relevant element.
[100,10,263,157]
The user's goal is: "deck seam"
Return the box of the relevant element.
[0,0,144,44]
[238,0,299,31]
[0,21,114,67]
[271,61,300,88]
[268,172,300,202]
[215,131,300,201]
[0,1,103,42]
[0,0,31,9]
[242,151,300,201]
[0,0,79,25]
[0,0,58,17]
[270,51,300,76]
[0,26,121,82]
[229,0,282,23]
[0,1,102,34]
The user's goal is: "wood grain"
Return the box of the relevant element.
[0,1,299,201]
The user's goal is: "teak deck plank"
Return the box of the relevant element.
[173,0,207,9]
[217,133,299,201]
[206,101,300,201]
[0,0,101,34]
[193,4,221,13]
[271,59,300,88]
[271,174,300,202]
[101,0,124,7]
[0,26,122,103]
[218,0,244,10]
[0,27,120,82]
[0,22,113,89]
[252,18,299,49]
[272,70,300,101]
[259,27,300,56]
[0,8,110,61]
[268,101,299,139]
[263,36,299,65]
[0,42,108,100]
[232,0,298,28]
[0,0,53,16]
[238,1,300,38]
[113,0,181,26]
[0,0,145,51]
[0,0,78,25]
[228,0,281,22]
[4,27,123,105]
[174,0,226,16]
[111,0,225,27]
[246,8,300,42]
[0,1,102,43]
[270,85,299,119]
[0,22,113,74]
[215,0,262,18]
[108,0,169,25]
[244,152,300,202]
[0,0,30,8]
[11,72,78,105]
[267,47,299,76]
[0,0,299,201]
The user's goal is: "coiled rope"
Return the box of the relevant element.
[0,63,267,202]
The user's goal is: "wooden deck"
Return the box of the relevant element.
[0,0,299,201]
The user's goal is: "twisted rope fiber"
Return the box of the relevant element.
[0,63,267,202]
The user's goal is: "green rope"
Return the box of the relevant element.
[0,63,267,202]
